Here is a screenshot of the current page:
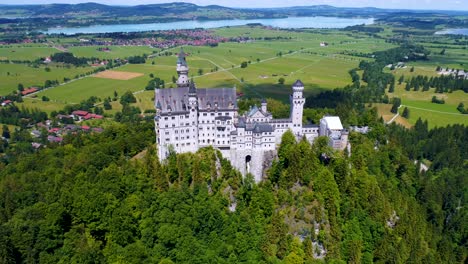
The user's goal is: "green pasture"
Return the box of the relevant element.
[38,75,146,103]
[68,45,158,59]
[33,38,362,103]
[0,63,94,96]
[0,45,58,61]
[18,98,70,114]
[400,103,468,128]
[388,84,468,128]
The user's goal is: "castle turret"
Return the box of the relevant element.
[187,80,199,152]
[261,98,267,113]
[290,80,305,135]
[177,48,189,88]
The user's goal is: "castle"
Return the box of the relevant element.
[155,49,348,182]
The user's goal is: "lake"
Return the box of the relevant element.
[435,28,468,36]
[46,16,374,35]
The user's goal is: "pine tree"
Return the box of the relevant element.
[405,82,411,91]
[388,81,395,93]
[402,107,410,119]
[398,75,405,85]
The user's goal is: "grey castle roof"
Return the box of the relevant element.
[155,86,237,114]
[293,79,304,87]
[235,117,274,133]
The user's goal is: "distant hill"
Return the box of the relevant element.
[0,2,467,30]
[2,2,467,19]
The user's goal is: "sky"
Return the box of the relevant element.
[7,0,468,11]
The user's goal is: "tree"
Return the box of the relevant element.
[172,76,177,83]
[17,83,24,92]
[41,96,50,102]
[197,69,203,76]
[402,107,410,119]
[391,98,401,114]
[120,91,137,105]
[410,66,415,72]
[103,99,112,110]
[278,77,285,85]
[398,75,405,85]
[240,61,248,68]
[2,125,10,139]
[149,73,154,78]
[405,82,411,91]
[388,81,395,93]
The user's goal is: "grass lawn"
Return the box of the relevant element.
[38,75,147,103]
[401,106,468,128]
[17,98,70,114]
[0,63,95,96]
[0,45,58,61]
[68,45,158,59]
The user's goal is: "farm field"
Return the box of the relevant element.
[0,63,95,96]
[0,45,58,61]
[2,26,466,129]
[17,98,70,114]
[36,42,360,103]
[68,45,158,59]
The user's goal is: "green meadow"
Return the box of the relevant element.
[0,45,58,61]
[0,63,94,96]
[3,26,466,128]
[68,45,158,59]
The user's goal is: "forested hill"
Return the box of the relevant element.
[0,113,466,262]
[0,2,275,20]
[1,3,467,19]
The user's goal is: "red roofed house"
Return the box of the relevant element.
[21,87,39,96]
[1,100,12,107]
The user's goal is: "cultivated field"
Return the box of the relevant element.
[94,70,144,80]
[4,26,467,128]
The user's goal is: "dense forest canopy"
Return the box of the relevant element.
[0,108,466,263]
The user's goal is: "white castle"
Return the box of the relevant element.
[155,49,349,182]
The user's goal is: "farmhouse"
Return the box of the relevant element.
[21,87,38,96]
[72,110,103,121]
[1,100,12,106]
[155,49,349,182]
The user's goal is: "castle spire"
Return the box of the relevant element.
[177,47,187,66]
[176,47,189,88]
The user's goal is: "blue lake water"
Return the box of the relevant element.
[46,16,374,35]
[435,28,468,36]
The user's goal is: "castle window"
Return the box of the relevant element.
[175,137,178,140]
[164,117,168,120]
[172,117,175,120]
[203,113,207,116]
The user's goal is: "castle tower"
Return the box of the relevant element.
[290,80,305,135]
[177,48,189,88]
[261,98,267,113]
[187,80,199,152]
